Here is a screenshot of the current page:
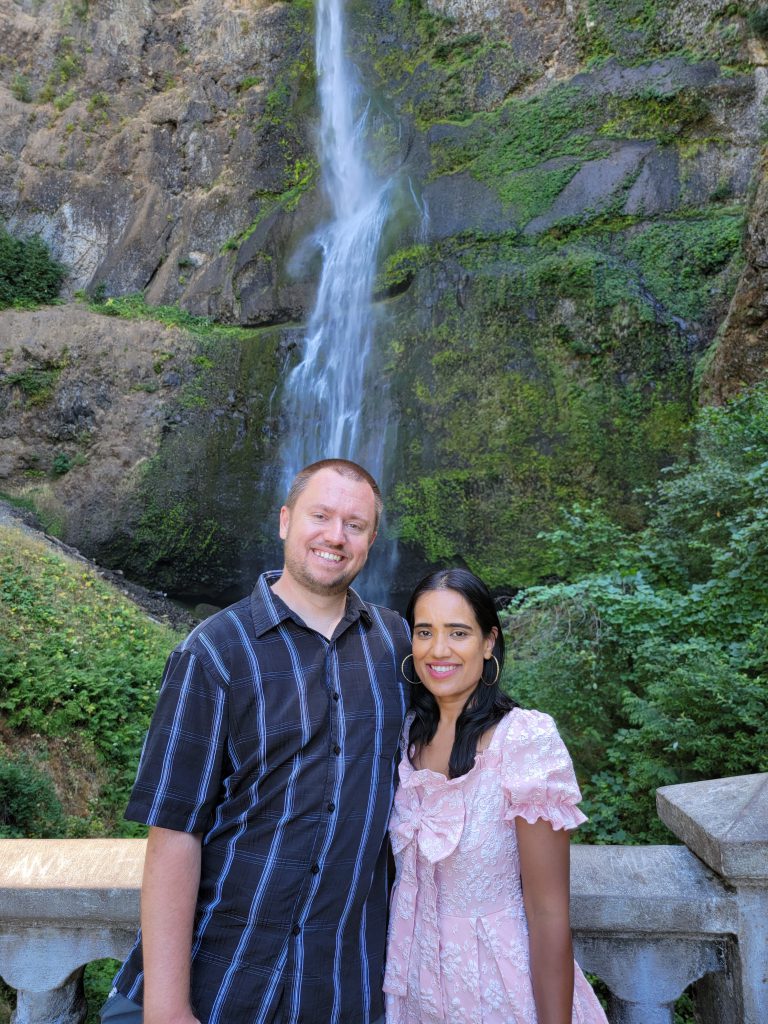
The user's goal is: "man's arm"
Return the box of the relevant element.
[141,825,203,1024]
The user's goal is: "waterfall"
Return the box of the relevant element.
[277,0,397,602]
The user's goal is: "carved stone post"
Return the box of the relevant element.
[657,772,768,1024]
[570,843,736,1024]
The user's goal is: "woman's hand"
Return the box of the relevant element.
[516,816,574,1024]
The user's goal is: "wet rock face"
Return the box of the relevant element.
[701,148,768,404]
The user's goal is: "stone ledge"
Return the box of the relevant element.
[570,844,736,934]
[0,839,144,924]
[0,839,738,935]
[656,773,768,883]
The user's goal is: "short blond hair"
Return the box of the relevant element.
[285,459,383,531]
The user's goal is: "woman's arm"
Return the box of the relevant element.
[516,817,574,1024]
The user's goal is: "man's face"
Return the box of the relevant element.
[280,468,378,596]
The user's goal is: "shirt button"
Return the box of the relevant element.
[327,801,335,812]
[311,863,320,875]
[333,743,341,755]
[291,924,301,936]
[332,691,340,701]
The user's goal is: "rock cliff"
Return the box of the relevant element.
[1,0,767,601]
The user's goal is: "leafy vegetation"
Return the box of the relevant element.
[3,367,63,405]
[38,34,83,104]
[0,527,181,833]
[90,292,257,342]
[0,752,65,837]
[502,386,768,842]
[0,227,66,308]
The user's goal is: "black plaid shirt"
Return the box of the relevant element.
[114,571,409,1024]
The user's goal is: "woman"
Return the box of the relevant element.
[384,568,608,1024]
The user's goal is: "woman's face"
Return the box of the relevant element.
[411,588,497,708]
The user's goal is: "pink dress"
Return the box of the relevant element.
[383,708,609,1024]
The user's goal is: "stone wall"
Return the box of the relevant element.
[0,773,765,1023]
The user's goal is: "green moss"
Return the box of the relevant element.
[90,293,259,342]
[430,86,600,180]
[378,243,432,292]
[577,0,662,64]
[600,90,710,145]
[4,367,62,405]
[367,0,523,125]
[497,164,582,221]
[92,322,286,597]
[236,75,263,93]
[386,214,737,585]
[623,211,745,323]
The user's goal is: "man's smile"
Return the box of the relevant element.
[312,548,344,563]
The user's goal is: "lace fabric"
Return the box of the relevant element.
[384,708,609,1024]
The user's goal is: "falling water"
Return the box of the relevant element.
[277,0,397,600]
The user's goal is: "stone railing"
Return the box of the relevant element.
[0,773,766,1024]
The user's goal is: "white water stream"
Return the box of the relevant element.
[278,0,397,599]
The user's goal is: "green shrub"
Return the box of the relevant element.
[0,227,66,308]
[4,368,62,404]
[52,453,75,475]
[0,753,64,837]
[11,74,32,103]
[504,386,768,843]
[0,528,182,830]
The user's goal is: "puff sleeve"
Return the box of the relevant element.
[500,709,587,832]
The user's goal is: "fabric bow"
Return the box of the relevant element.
[389,786,465,862]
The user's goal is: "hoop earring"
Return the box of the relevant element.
[400,654,421,685]
[483,655,500,687]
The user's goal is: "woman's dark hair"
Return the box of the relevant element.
[404,568,517,779]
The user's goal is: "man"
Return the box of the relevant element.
[102,459,410,1024]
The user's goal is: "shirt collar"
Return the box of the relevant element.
[250,570,372,639]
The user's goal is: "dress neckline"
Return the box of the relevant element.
[401,709,513,786]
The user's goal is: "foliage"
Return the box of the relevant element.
[0,527,181,830]
[429,85,601,182]
[91,293,257,342]
[622,212,744,325]
[220,156,317,252]
[0,752,65,837]
[390,234,696,587]
[52,452,81,475]
[11,74,32,103]
[502,386,768,842]
[3,367,62,405]
[38,35,82,104]
[0,227,66,308]
[84,960,121,1023]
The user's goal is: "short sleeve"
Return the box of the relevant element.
[500,709,587,832]
[125,647,229,833]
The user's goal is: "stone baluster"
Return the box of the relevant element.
[0,839,142,1024]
